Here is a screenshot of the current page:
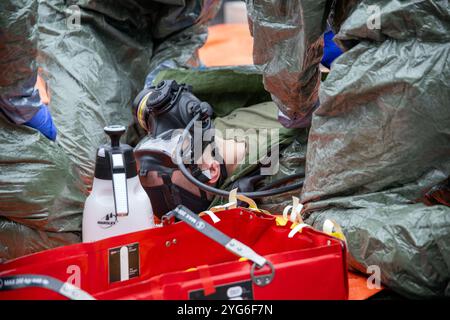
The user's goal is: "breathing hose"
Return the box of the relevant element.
[175,115,304,198]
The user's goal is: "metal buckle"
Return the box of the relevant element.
[250,260,275,287]
[161,211,176,226]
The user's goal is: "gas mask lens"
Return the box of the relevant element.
[134,129,192,169]
[134,129,211,219]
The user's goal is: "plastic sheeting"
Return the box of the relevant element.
[245,0,329,128]
[245,0,450,297]
[0,0,38,95]
[302,0,450,202]
[304,202,450,298]
[258,133,308,213]
[0,113,85,262]
[0,0,42,124]
[248,0,450,298]
[0,0,220,261]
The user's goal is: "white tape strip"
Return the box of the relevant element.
[210,201,237,212]
[289,205,302,223]
[290,196,303,222]
[288,223,310,238]
[202,210,221,224]
[323,219,336,235]
[283,197,304,223]
[283,205,293,221]
[229,188,238,205]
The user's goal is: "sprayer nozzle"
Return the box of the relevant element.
[104,125,126,148]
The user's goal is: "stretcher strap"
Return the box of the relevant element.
[172,206,268,268]
[0,274,94,300]
[197,265,216,296]
[206,188,260,214]
[278,196,304,225]
[288,224,311,238]
[200,210,221,223]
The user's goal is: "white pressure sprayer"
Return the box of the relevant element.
[82,125,154,242]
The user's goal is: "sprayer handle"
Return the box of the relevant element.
[104,125,126,148]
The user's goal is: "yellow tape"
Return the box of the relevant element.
[276,216,288,226]
[137,93,151,131]
[277,196,305,227]
[323,219,347,243]
[229,188,258,209]
[208,188,260,214]
[330,232,346,241]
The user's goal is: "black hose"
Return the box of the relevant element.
[175,115,304,198]
[258,173,305,191]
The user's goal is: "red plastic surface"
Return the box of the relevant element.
[0,208,348,300]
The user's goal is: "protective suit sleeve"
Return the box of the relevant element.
[245,0,330,128]
[304,202,450,298]
[0,0,41,124]
[145,0,222,86]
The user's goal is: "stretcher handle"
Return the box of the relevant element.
[0,274,95,300]
[165,205,275,286]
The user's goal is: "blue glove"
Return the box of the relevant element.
[321,30,343,69]
[24,104,57,141]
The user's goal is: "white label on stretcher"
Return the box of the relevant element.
[108,243,140,283]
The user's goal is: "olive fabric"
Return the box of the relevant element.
[213,102,303,197]
[154,66,271,117]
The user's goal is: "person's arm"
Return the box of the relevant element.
[321,27,343,69]
[0,0,40,123]
[144,0,221,87]
[245,0,330,128]
[0,75,57,141]
[0,0,56,140]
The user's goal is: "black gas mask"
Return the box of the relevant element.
[133,80,305,219]
[134,80,213,137]
[133,80,226,219]
[137,154,213,219]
